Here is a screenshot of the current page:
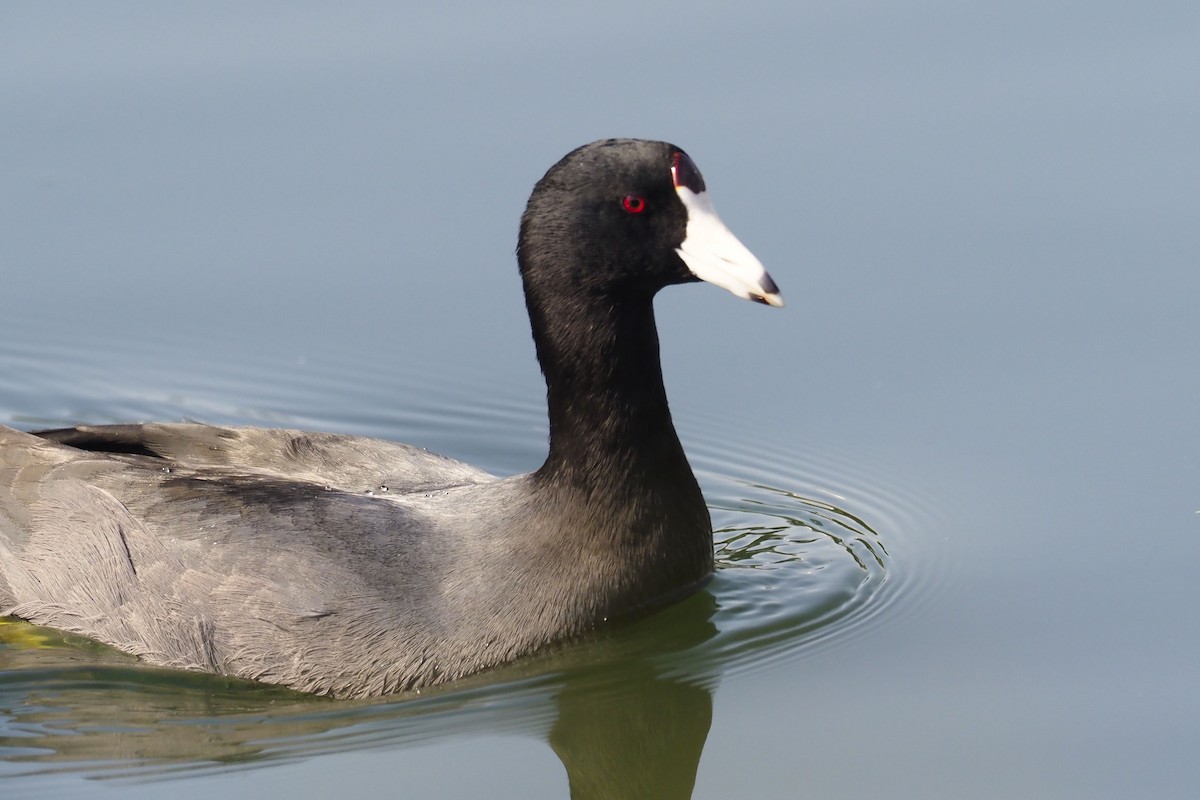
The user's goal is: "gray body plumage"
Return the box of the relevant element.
[0,423,686,697]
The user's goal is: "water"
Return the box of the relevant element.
[3,2,1199,798]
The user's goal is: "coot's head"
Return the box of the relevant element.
[518,139,782,309]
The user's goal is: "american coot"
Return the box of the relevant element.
[0,139,782,697]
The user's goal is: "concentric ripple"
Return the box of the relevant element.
[0,329,941,781]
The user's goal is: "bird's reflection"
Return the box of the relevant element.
[1,591,719,798]
[551,670,711,800]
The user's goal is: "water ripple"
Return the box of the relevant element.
[0,328,945,781]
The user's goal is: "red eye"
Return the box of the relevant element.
[622,194,647,214]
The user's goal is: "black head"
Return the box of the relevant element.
[517,139,782,311]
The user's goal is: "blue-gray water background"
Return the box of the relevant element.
[2,2,1198,797]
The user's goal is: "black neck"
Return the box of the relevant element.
[519,269,714,615]
[528,289,713,608]
[530,292,690,487]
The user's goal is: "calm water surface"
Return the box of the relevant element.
[3,2,1199,798]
